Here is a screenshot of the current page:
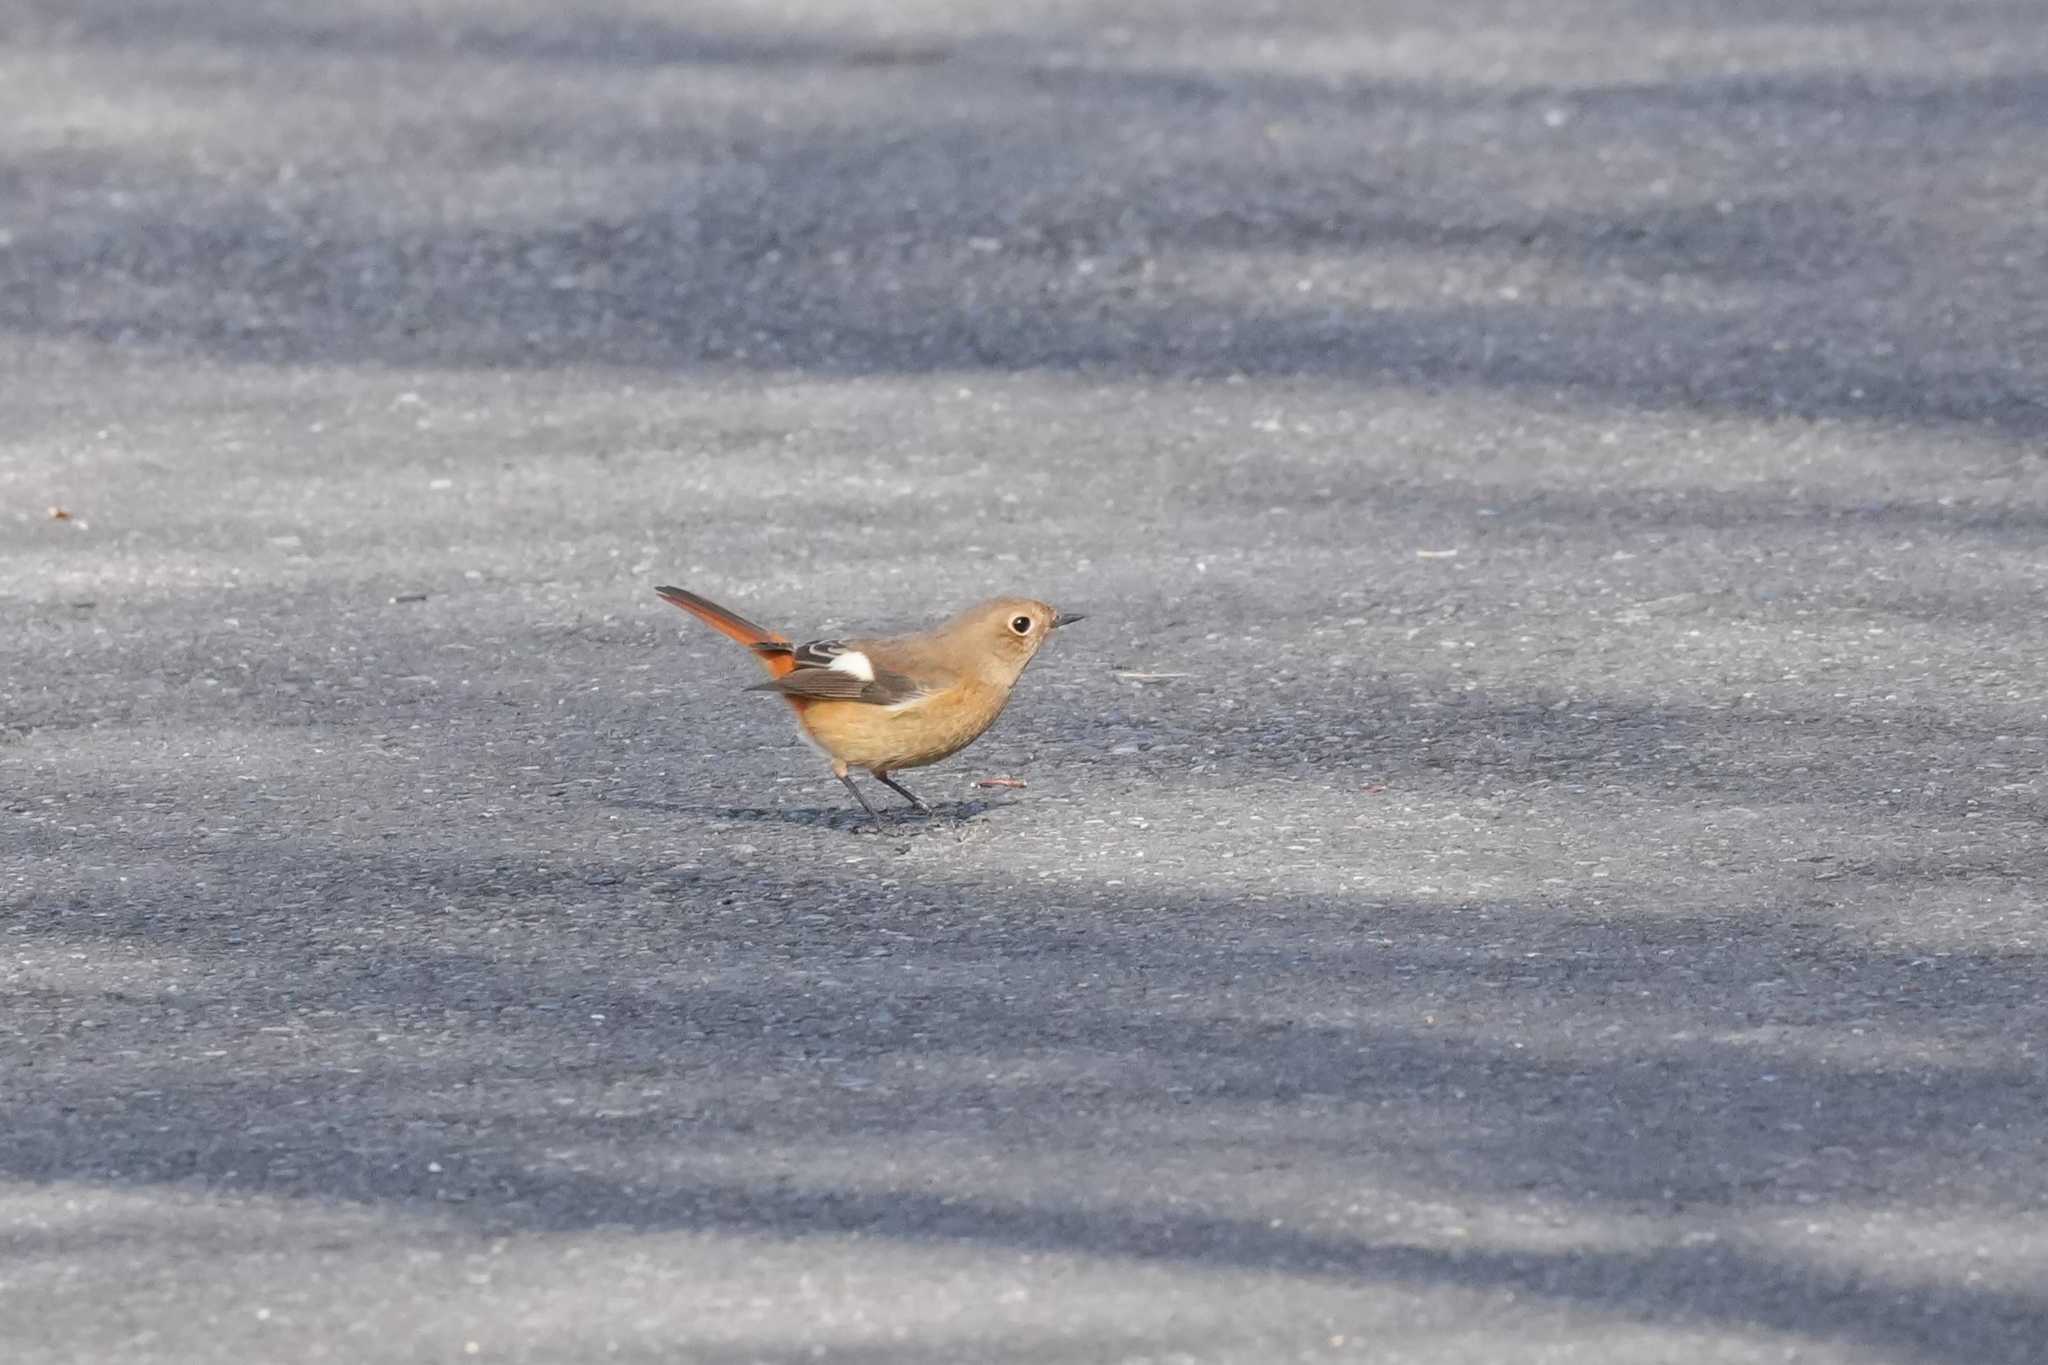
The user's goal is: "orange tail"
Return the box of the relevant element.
[654,586,798,679]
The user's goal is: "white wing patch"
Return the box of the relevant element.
[828,650,876,682]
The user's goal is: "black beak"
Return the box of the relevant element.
[1051,611,1085,628]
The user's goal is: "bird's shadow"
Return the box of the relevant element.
[604,794,1006,833]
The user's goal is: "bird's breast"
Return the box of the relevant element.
[798,680,1011,771]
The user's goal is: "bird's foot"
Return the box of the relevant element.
[872,772,932,815]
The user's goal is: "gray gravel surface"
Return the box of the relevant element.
[5,2,2048,1362]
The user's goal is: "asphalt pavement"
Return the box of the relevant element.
[4,2,2047,1362]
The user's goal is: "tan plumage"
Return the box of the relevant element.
[654,587,1082,816]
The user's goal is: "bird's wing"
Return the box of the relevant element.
[744,638,933,707]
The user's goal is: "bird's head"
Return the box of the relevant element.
[956,597,1084,682]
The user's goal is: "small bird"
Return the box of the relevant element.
[655,586,1083,818]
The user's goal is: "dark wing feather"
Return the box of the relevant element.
[791,640,852,668]
[748,670,871,700]
[743,639,927,706]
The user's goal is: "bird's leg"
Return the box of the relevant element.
[872,771,930,814]
[835,770,881,819]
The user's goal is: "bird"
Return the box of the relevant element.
[654,585,1083,818]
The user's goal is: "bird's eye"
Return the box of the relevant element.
[1010,615,1034,635]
